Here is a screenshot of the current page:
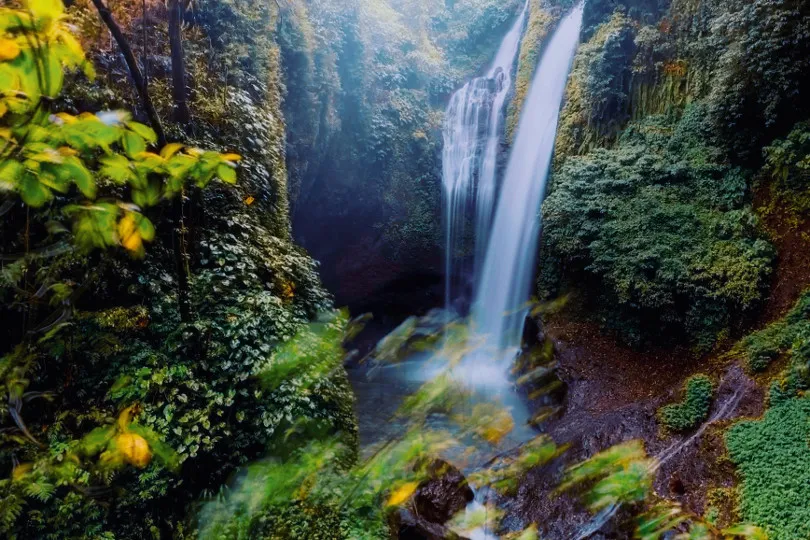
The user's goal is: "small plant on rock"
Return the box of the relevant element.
[658,375,714,432]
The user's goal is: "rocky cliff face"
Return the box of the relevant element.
[279,0,525,309]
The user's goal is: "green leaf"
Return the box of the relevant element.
[217,163,237,185]
[126,122,157,145]
[721,524,769,540]
[137,215,155,242]
[19,174,50,206]
[122,131,146,158]
[132,179,162,208]
[0,160,24,190]
[76,425,116,456]
[99,154,133,184]
[43,49,64,97]
[60,157,95,198]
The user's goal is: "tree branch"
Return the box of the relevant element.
[89,0,167,146]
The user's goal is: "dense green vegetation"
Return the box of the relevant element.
[658,374,714,432]
[541,0,810,349]
[738,291,810,374]
[3,0,810,537]
[0,0,352,536]
[726,398,810,540]
[543,108,773,347]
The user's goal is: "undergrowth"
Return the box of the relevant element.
[726,398,810,540]
[658,374,714,432]
[738,291,810,373]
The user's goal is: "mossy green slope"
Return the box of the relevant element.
[726,398,810,540]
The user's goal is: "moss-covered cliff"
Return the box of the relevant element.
[0,1,357,537]
[539,0,810,349]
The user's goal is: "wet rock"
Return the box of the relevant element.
[669,472,686,496]
[391,508,469,540]
[522,315,544,349]
[414,460,474,524]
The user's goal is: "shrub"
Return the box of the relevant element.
[658,375,714,432]
[543,107,774,348]
[739,291,810,373]
[726,398,810,540]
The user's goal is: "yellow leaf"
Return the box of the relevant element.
[117,405,137,432]
[221,153,241,162]
[115,432,152,468]
[55,112,77,124]
[56,28,86,64]
[117,213,143,254]
[12,463,33,481]
[0,39,20,62]
[159,142,184,159]
[244,195,255,206]
[387,481,419,507]
[25,0,65,21]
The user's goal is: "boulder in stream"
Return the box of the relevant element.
[414,459,474,524]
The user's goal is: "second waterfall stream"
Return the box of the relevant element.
[442,0,527,313]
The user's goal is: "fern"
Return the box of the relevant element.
[24,479,56,502]
[0,490,24,532]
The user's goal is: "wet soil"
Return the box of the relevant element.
[753,183,810,322]
[507,319,766,539]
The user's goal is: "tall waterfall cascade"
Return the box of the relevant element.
[442,0,528,313]
[466,2,585,384]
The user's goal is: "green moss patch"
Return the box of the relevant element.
[658,375,714,432]
[505,0,554,141]
[726,398,810,540]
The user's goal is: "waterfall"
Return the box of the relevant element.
[442,0,528,315]
[471,3,584,369]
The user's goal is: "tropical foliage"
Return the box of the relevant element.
[543,107,773,347]
[2,0,810,537]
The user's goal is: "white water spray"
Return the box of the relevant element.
[453,6,585,538]
[442,1,528,313]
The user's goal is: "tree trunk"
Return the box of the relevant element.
[169,0,191,125]
[168,0,193,322]
[90,0,166,146]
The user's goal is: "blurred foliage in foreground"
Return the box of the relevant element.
[197,312,767,539]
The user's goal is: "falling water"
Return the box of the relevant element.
[442,0,528,314]
[470,3,584,373]
[453,7,585,538]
